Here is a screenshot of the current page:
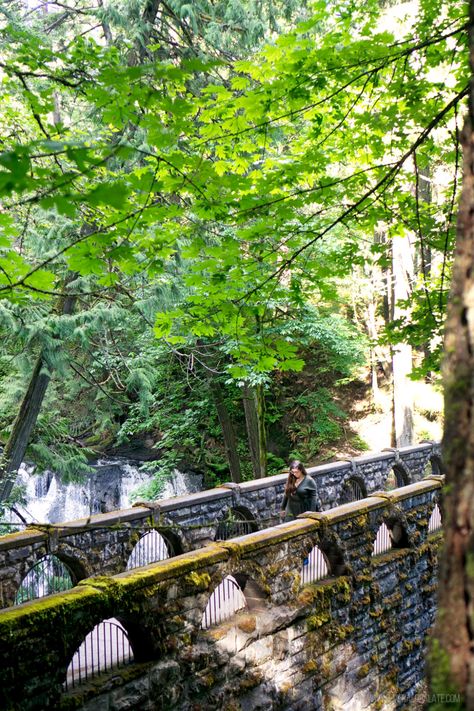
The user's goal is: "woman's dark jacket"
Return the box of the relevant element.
[281,476,318,519]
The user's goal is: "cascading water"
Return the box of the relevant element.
[7,460,203,525]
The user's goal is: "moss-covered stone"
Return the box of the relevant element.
[237,615,256,634]
[357,663,370,679]
[307,610,331,629]
[184,571,211,590]
[302,659,317,674]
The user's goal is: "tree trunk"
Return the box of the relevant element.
[375,224,414,444]
[0,286,77,503]
[255,383,267,477]
[209,380,241,483]
[430,7,474,702]
[96,0,113,45]
[242,382,267,478]
[391,344,414,447]
[366,276,383,405]
[416,162,434,374]
[391,229,415,447]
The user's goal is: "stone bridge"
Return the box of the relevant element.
[0,443,443,710]
[0,474,442,710]
[0,442,441,608]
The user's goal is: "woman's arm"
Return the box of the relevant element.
[303,477,318,512]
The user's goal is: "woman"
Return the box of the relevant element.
[280,460,318,520]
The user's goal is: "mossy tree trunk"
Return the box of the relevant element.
[430,6,474,703]
[0,286,77,503]
[209,380,241,483]
[242,382,267,478]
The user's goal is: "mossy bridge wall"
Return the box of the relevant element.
[0,446,443,710]
[0,442,440,608]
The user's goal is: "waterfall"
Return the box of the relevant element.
[6,460,203,526]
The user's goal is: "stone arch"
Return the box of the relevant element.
[61,609,156,692]
[201,573,267,629]
[14,554,75,605]
[372,512,409,556]
[125,527,183,571]
[385,463,410,491]
[385,509,411,548]
[127,530,172,570]
[317,532,347,576]
[339,476,367,504]
[301,545,330,584]
[296,529,346,587]
[64,617,134,690]
[159,527,184,557]
[428,503,442,534]
[54,548,89,584]
[214,505,258,541]
[372,522,392,556]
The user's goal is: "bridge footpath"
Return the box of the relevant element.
[0,443,443,710]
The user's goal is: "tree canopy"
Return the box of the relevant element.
[0,0,465,493]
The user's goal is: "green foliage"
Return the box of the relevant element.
[266,452,287,474]
[0,0,466,490]
[286,388,347,461]
[129,466,172,502]
[278,307,367,379]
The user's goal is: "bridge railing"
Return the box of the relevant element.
[0,443,441,609]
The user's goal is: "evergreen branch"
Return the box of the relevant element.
[69,361,130,405]
[26,1,96,16]
[0,199,161,294]
[16,281,118,298]
[44,11,72,33]
[161,0,196,48]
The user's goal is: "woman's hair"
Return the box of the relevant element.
[285,460,307,496]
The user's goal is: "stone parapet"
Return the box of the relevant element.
[0,479,443,711]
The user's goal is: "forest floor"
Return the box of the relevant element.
[313,374,443,465]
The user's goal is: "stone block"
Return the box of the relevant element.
[81,693,111,711]
[109,677,150,710]
[273,630,289,660]
[289,633,306,655]
[257,607,298,636]
[229,653,246,674]
[149,660,181,691]
[241,637,273,665]
[7,547,32,562]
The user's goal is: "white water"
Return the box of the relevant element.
[7,460,202,525]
